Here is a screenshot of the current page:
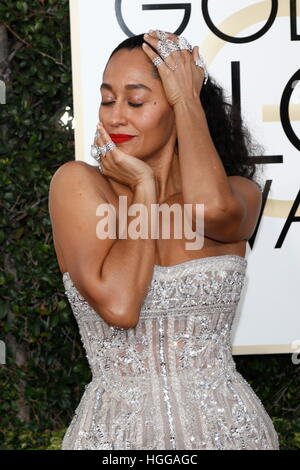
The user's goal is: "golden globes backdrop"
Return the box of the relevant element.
[68,0,300,355]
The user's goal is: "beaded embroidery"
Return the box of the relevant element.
[60,255,279,450]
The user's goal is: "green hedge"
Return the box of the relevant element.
[0,0,299,451]
[0,0,91,451]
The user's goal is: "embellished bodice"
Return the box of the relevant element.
[61,254,280,450]
[62,255,247,387]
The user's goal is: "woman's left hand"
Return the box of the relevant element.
[142,30,205,107]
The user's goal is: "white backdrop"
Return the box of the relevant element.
[68,0,300,355]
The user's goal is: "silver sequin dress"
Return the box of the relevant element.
[60,254,280,450]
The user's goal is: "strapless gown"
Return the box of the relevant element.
[60,254,279,450]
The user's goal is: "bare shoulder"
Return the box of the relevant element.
[50,160,100,182]
[49,160,108,199]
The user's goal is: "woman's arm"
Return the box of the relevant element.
[142,33,257,241]
[174,98,237,217]
[49,161,157,330]
[174,98,262,242]
[99,177,157,329]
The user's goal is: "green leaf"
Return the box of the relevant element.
[0,300,9,320]
[16,2,28,13]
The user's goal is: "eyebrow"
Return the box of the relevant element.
[100,83,152,92]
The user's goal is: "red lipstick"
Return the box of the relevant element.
[109,134,136,143]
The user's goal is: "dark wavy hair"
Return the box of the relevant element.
[106,34,264,191]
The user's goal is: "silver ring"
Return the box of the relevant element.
[90,144,106,162]
[91,140,116,162]
[195,57,208,85]
[157,40,172,59]
[152,56,164,67]
[105,141,116,152]
[164,39,180,53]
[99,144,109,157]
[156,30,171,41]
[157,39,180,60]
[177,36,192,52]
[90,143,101,161]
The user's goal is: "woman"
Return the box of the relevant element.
[48,30,279,450]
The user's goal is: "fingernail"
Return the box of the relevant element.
[148,29,155,34]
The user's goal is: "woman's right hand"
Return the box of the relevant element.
[94,122,155,191]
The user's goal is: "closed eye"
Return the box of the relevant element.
[101,101,143,108]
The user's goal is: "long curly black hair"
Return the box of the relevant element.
[107,34,264,191]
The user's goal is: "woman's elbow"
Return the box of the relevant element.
[96,303,139,330]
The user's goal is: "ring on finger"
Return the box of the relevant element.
[91,139,117,162]
[152,56,164,67]
[99,144,109,157]
[90,143,106,161]
[195,57,208,84]
[164,39,180,53]
[105,141,116,153]
[91,143,101,161]
[157,40,173,59]
[156,29,171,40]
[152,55,178,71]
[177,36,192,52]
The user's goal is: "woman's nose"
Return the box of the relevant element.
[106,102,128,126]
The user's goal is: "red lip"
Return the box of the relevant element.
[109,134,136,143]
